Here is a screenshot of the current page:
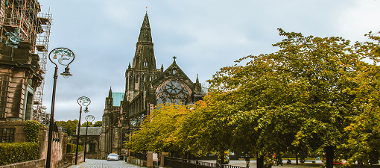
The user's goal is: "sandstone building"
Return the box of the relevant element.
[0,0,51,122]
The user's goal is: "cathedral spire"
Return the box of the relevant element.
[109,86,113,97]
[132,12,156,70]
[138,13,152,43]
[105,86,113,110]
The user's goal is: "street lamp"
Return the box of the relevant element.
[46,48,75,168]
[75,96,91,165]
[84,115,95,162]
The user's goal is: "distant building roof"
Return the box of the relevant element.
[113,92,124,106]
[75,127,102,136]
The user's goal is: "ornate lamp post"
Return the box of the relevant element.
[75,96,91,165]
[46,48,75,168]
[84,115,95,162]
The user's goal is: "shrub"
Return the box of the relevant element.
[23,120,44,143]
[67,143,83,153]
[0,142,39,165]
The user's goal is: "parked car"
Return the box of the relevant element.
[107,153,119,161]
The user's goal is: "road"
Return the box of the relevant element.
[68,159,142,168]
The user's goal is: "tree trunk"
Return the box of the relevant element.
[325,146,334,168]
[219,151,225,166]
[257,155,264,168]
[245,155,251,168]
[296,153,298,165]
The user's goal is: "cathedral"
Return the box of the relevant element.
[99,13,203,158]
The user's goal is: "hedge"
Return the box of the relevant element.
[67,143,83,153]
[23,120,44,143]
[0,142,39,165]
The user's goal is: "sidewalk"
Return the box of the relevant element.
[206,160,323,168]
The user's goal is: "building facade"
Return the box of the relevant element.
[0,42,42,120]
[100,13,203,159]
[72,127,102,159]
[0,0,51,122]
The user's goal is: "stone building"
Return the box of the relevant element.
[0,0,51,122]
[72,127,102,159]
[0,42,43,121]
[100,13,203,159]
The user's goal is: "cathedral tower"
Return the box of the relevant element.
[101,12,203,159]
[125,13,161,101]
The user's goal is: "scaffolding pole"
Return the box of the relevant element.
[33,11,52,124]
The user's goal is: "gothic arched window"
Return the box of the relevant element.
[156,80,192,105]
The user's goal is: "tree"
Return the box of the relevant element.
[341,31,380,165]
[55,120,79,137]
[93,121,102,127]
[125,103,192,154]
[205,28,378,168]
[178,97,234,164]
[81,122,92,127]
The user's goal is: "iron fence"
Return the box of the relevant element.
[164,157,245,168]
[130,151,147,161]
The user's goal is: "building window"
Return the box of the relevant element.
[156,80,191,105]
[89,143,96,153]
[0,128,15,143]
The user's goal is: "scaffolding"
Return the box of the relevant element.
[0,0,42,50]
[33,11,51,124]
[0,0,52,124]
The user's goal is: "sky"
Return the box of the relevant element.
[37,0,380,123]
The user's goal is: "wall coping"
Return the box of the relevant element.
[0,158,45,168]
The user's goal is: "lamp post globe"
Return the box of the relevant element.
[84,115,95,162]
[46,48,75,168]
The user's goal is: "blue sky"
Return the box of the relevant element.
[38,0,380,123]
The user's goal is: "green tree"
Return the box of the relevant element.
[205,28,376,168]
[178,95,234,164]
[125,103,192,154]
[93,121,102,127]
[341,31,380,165]
[56,120,79,137]
[81,122,92,127]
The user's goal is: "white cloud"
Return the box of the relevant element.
[338,0,380,42]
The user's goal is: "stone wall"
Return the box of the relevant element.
[65,152,84,165]
[0,159,45,168]
[0,121,27,142]
[0,121,68,168]
[39,127,68,168]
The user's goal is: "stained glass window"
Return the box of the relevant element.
[156,80,191,105]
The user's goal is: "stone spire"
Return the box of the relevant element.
[105,86,113,110]
[108,87,112,97]
[138,13,152,43]
[132,12,156,70]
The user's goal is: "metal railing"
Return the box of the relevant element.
[130,151,147,161]
[164,157,245,168]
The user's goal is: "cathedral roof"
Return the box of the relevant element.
[112,92,124,106]
[76,127,102,136]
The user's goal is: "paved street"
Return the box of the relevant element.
[68,159,142,168]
